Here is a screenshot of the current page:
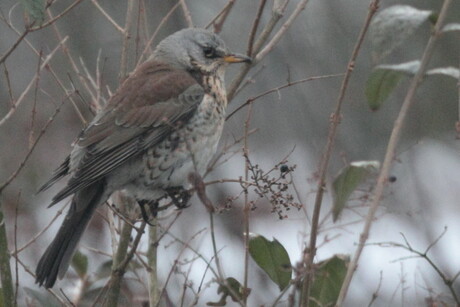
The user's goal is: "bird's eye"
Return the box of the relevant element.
[203,46,216,58]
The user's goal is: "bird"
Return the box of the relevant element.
[35,28,251,288]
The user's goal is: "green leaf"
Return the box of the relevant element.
[71,251,88,278]
[442,23,460,33]
[310,255,350,307]
[95,260,113,280]
[207,277,249,306]
[365,61,420,110]
[426,67,460,79]
[249,234,292,290]
[369,5,433,63]
[332,161,380,222]
[19,0,45,25]
[24,287,61,307]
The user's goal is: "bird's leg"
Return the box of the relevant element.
[137,199,158,226]
[165,186,192,210]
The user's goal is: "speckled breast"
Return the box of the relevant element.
[140,92,226,191]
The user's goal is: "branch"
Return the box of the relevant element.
[300,0,381,305]
[227,0,292,101]
[119,0,136,82]
[336,0,453,305]
[254,0,309,63]
[0,94,70,192]
[226,73,344,121]
[0,36,68,127]
[180,0,193,28]
[90,0,125,34]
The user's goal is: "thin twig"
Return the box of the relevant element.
[180,0,193,27]
[29,50,42,148]
[136,0,182,66]
[227,73,344,120]
[0,36,68,126]
[371,228,459,305]
[254,0,309,63]
[119,0,136,82]
[242,103,253,304]
[208,0,236,33]
[0,28,30,65]
[227,0,291,101]
[13,192,21,304]
[90,0,125,34]
[301,1,380,305]
[0,94,70,192]
[148,222,159,307]
[29,0,84,32]
[247,0,267,57]
[204,0,235,30]
[336,0,453,305]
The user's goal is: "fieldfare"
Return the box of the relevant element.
[35,28,250,288]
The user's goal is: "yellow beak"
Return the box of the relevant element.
[223,53,252,64]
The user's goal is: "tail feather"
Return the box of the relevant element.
[36,180,107,288]
[37,156,70,194]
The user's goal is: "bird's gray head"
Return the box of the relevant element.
[152,28,250,74]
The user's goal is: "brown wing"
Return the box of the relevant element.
[49,61,204,205]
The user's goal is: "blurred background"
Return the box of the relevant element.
[0,0,459,306]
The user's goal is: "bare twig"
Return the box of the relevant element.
[205,0,233,29]
[0,36,67,127]
[247,0,267,57]
[3,63,15,103]
[9,252,67,305]
[227,73,344,120]
[254,0,309,63]
[371,229,459,305]
[136,0,182,66]
[0,28,30,65]
[29,0,84,32]
[336,0,453,305]
[119,0,136,82]
[91,0,125,34]
[0,94,70,192]
[148,221,160,307]
[301,1,380,305]
[242,103,253,304]
[180,0,193,28]
[0,202,14,306]
[206,0,236,33]
[29,50,42,148]
[227,0,292,101]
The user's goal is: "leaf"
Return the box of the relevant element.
[207,277,249,306]
[95,260,113,280]
[19,0,45,25]
[71,251,88,278]
[24,287,61,307]
[310,255,350,307]
[426,67,460,79]
[442,23,460,33]
[369,5,433,62]
[249,234,292,290]
[332,161,380,222]
[365,61,420,110]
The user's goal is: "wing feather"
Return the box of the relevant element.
[49,61,204,205]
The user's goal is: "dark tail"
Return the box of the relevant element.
[36,180,107,288]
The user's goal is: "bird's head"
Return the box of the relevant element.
[152,28,251,75]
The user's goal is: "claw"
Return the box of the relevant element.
[166,187,192,209]
[137,200,157,226]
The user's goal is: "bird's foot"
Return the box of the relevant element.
[165,186,192,210]
[137,200,159,226]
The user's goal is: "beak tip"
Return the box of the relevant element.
[224,53,252,64]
